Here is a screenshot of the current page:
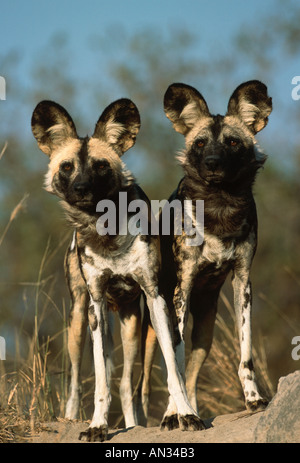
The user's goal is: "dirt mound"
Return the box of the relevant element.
[28,371,300,444]
[30,410,261,444]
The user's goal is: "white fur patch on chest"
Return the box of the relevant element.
[82,236,149,280]
[201,233,236,267]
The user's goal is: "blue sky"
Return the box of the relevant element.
[2,1,272,59]
[0,0,299,173]
[0,0,279,92]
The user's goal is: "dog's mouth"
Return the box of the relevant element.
[205,171,225,183]
[73,199,95,210]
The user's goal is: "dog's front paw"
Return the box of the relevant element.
[246,398,269,412]
[160,413,206,431]
[160,414,179,431]
[79,425,108,442]
[179,414,206,431]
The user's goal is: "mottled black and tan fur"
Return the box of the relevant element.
[31,98,203,442]
[157,81,272,428]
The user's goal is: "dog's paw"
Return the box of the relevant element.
[160,414,179,431]
[179,414,206,431]
[79,425,108,442]
[246,398,269,412]
[160,413,206,431]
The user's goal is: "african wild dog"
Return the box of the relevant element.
[155,80,272,428]
[31,98,203,442]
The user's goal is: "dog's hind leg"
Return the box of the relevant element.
[118,298,141,428]
[185,289,219,412]
[65,237,89,420]
[137,296,158,426]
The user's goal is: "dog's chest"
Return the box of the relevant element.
[82,236,149,278]
[80,237,151,305]
[188,233,237,288]
[201,233,236,268]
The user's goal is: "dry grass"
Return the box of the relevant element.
[0,406,31,443]
[0,173,68,441]
[0,278,69,441]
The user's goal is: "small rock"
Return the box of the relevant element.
[254,370,300,443]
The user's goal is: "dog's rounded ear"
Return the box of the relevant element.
[92,99,141,155]
[31,101,78,156]
[227,80,272,134]
[164,83,210,135]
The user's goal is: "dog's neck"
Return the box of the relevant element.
[180,173,258,239]
[61,183,144,252]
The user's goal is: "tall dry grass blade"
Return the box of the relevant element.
[259,291,299,334]
[33,238,51,351]
[284,265,300,288]
[0,193,29,247]
[29,355,37,435]
[0,141,8,160]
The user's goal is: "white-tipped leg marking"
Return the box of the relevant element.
[233,277,267,410]
[79,299,112,442]
[145,294,205,430]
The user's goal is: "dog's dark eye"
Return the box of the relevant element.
[228,138,240,147]
[60,162,74,173]
[94,160,109,172]
[196,139,206,148]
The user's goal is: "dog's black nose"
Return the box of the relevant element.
[74,182,89,196]
[204,156,221,172]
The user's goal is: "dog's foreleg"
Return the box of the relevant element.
[160,265,195,430]
[232,272,268,411]
[143,291,205,431]
[172,260,198,376]
[173,263,195,344]
[79,297,112,442]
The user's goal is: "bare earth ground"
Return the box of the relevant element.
[30,410,263,444]
[22,372,300,444]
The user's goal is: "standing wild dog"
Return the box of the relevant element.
[158,81,272,428]
[31,98,203,442]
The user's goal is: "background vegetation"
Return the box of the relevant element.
[0,0,300,441]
